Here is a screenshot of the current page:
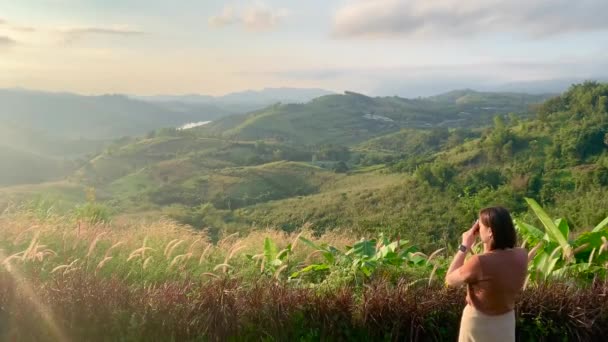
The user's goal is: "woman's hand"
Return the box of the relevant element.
[446,220,482,287]
[461,220,479,249]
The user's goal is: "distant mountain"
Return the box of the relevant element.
[0,87,329,187]
[133,88,335,113]
[0,89,234,141]
[199,90,550,146]
[217,88,334,104]
[134,94,216,103]
[375,77,608,98]
[0,88,240,186]
[428,89,553,106]
[487,77,608,94]
[0,121,108,186]
[0,121,106,157]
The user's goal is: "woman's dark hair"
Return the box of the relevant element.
[479,206,516,250]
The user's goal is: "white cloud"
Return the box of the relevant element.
[12,26,36,33]
[333,0,608,39]
[0,18,36,33]
[61,26,145,43]
[1,17,144,45]
[209,3,290,32]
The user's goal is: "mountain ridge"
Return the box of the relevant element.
[197,89,550,146]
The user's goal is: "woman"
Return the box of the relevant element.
[445,206,528,342]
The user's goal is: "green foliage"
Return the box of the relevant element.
[482,115,519,162]
[515,198,608,283]
[535,82,608,164]
[71,187,112,224]
[462,167,505,194]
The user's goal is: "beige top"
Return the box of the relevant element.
[465,247,528,315]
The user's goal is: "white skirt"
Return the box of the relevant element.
[458,304,515,342]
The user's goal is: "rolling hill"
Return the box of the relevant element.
[0,88,239,186]
[73,88,552,202]
[5,84,606,249]
[199,90,550,146]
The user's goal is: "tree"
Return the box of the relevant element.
[508,112,520,126]
[415,162,455,189]
[485,115,515,162]
[536,96,563,122]
[333,161,349,173]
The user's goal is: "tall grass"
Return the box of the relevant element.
[0,270,606,341]
[1,208,607,341]
[0,210,362,285]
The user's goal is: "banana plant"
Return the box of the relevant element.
[290,234,431,280]
[345,236,416,277]
[516,197,608,282]
[289,236,345,279]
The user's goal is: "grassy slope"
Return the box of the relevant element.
[119,160,338,211]
[6,86,604,251]
[230,172,469,248]
[77,136,229,185]
[76,133,334,211]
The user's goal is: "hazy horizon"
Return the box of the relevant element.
[5,76,608,100]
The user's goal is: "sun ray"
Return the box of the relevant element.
[1,249,69,342]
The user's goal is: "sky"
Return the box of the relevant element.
[1,0,608,96]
